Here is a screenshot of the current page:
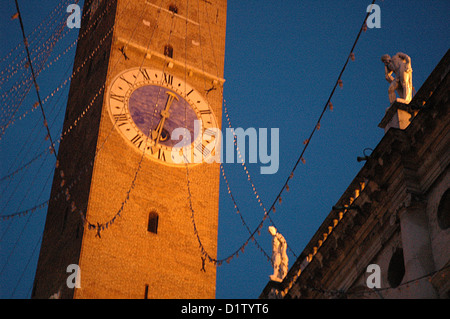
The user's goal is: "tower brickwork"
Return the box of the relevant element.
[33,0,227,299]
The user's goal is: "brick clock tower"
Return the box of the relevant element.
[32,0,227,299]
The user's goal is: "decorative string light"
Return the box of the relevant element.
[1,62,71,205]
[2,0,160,226]
[0,149,47,183]
[1,0,115,138]
[13,0,58,163]
[78,0,170,235]
[0,0,183,296]
[266,0,380,296]
[185,0,379,274]
[1,0,384,298]
[185,0,285,266]
[223,101,299,258]
[0,0,71,86]
[27,2,153,232]
[1,2,71,103]
[260,0,378,241]
[0,200,49,221]
[220,163,272,263]
[0,14,69,139]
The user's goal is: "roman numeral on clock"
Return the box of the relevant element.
[157,148,166,161]
[110,93,125,103]
[163,73,173,86]
[149,146,167,162]
[130,133,144,148]
[119,75,134,88]
[113,113,128,126]
[139,68,151,81]
[199,109,212,115]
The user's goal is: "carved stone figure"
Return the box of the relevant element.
[381,52,413,104]
[268,226,288,282]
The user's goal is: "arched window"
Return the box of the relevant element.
[387,248,405,288]
[148,211,159,234]
[164,44,173,58]
[437,189,450,230]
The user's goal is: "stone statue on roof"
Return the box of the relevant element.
[268,226,289,282]
[381,52,413,104]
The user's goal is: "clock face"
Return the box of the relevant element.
[106,67,219,165]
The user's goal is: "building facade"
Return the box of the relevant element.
[261,50,450,299]
[33,0,227,299]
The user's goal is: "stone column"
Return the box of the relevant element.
[398,199,437,298]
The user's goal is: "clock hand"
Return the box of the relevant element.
[151,91,179,147]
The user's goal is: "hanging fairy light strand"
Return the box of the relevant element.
[182,0,261,266]
[1,5,169,294]
[4,0,188,232]
[0,0,70,65]
[1,0,143,222]
[0,5,113,139]
[286,262,450,299]
[3,0,376,274]
[262,0,377,220]
[1,59,72,192]
[1,0,226,296]
[185,0,298,266]
[0,67,72,221]
[13,0,58,160]
[0,29,69,141]
[223,101,298,259]
[2,0,169,230]
[0,0,71,88]
[0,143,56,279]
[51,0,172,236]
[1,0,115,139]
[0,3,119,176]
[80,0,173,236]
[185,0,288,266]
[186,0,377,266]
[183,0,271,266]
[1,1,72,124]
[1,1,72,148]
[257,0,379,295]
[219,163,273,263]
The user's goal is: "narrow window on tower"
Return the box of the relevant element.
[148,211,159,234]
[164,44,173,58]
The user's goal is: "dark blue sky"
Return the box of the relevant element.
[1,0,449,299]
